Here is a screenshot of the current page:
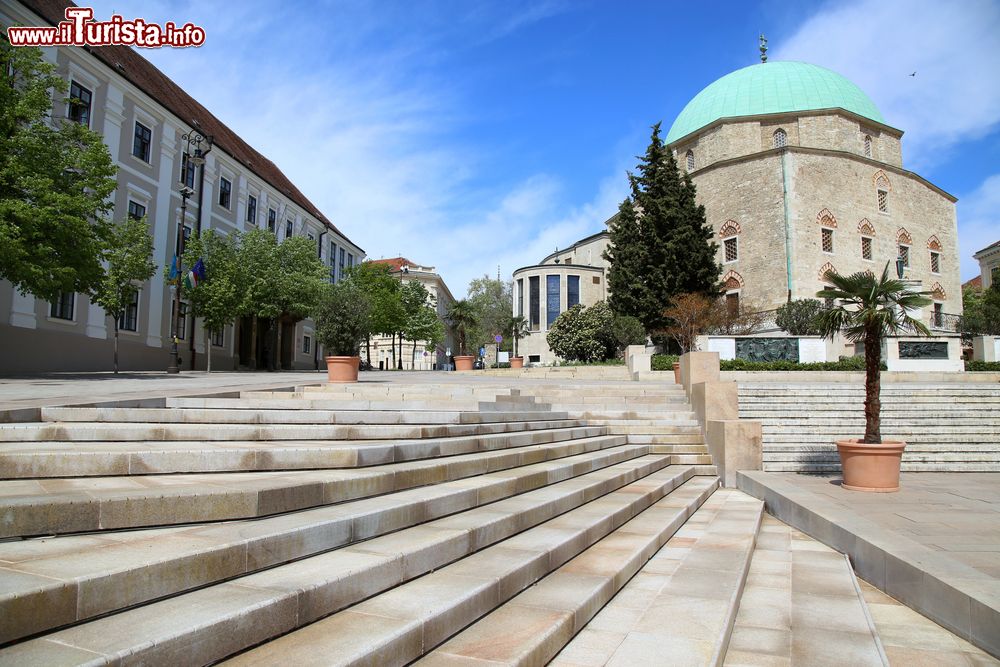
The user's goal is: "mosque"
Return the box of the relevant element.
[513,50,961,364]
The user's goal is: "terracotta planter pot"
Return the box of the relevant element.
[836,439,906,492]
[326,356,360,383]
[510,356,524,369]
[454,355,475,371]
[672,361,681,385]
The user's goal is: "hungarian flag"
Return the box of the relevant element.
[183,259,207,289]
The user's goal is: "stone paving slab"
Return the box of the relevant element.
[551,488,763,666]
[218,467,698,666]
[738,471,1000,658]
[724,514,885,667]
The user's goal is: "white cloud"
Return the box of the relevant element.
[957,174,1000,281]
[774,0,1000,169]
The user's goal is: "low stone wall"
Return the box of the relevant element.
[720,371,1000,383]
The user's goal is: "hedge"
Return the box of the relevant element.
[652,355,877,372]
[966,361,1000,372]
[651,354,679,371]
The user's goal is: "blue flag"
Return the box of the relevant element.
[168,255,180,283]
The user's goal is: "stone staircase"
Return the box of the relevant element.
[0,378,917,665]
[738,383,1000,472]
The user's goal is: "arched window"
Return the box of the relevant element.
[719,221,741,263]
[773,128,787,148]
[874,171,891,214]
[686,150,695,172]
[864,135,872,158]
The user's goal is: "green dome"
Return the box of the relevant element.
[666,61,885,144]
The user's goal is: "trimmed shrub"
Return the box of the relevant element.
[966,360,1000,372]
[651,354,680,371]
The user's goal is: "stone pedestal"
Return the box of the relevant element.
[679,351,720,396]
[972,336,997,362]
[706,419,762,488]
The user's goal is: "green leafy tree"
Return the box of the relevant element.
[272,236,328,369]
[235,229,281,370]
[398,279,430,368]
[404,305,445,367]
[611,314,646,354]
[181,230,240,372]
[775,299,825,335]
[961,285,1000,336]
[1,38,118,300]
[92,216,157,373]
[447,299,478,356]
[547,304,609,362]
[604,123,720,331]
[314,282,371,356]
[467,275,513,353]
[816,264,932,444]
[347,262,404,365]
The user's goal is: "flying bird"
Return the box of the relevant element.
[910,71,917,76]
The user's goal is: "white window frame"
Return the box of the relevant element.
[48,291,77,323]
[861,235,874,262]
[898,243,911,268]
[117,288,140,333]
[686,150,695,172]
[877,188,889,214]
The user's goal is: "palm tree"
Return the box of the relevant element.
[507,314,531,357]
[447,299,478,356]
[816,264,932,443]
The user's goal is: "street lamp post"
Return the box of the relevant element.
[166,132,209,374]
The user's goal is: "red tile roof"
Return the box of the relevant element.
[17,0,360,252]
[367,257,414,271]
[963,275,982,290]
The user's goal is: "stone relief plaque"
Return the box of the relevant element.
[898,341,948,359]
[735,337,799,362]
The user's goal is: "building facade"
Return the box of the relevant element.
[515,60,962,365]
[365,258,456,370]
[0,0,364,373]
[666,60,962,328]
[974,241,1000,290]
[512,230,610,365]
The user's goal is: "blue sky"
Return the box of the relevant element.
[90,0,1000,296]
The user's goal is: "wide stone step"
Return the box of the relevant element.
[0,417,578,443]
[745,412,1000,422]
[758,415,1000,435]
[0,424,606,479]
[0,454,679,644]
[418,477,720,666]
[722,514,884,666]
[0,436,637,536]
[606,424,704,435]
[1,465,699,663]
[623,433,708,445]
[551,488,763,666]
[565,412,699,422]
[219,467,705,667]
[762,433,1000,443]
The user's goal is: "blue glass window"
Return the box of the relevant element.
[546,275,560,328]
[567,275,580,308]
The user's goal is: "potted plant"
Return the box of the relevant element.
[447,299,478,371]
[816,264,931,492]
[314,282,372,383]
[508,314,531,368]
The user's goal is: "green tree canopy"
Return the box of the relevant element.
[181,230,240,371]
[314,281,372,357]
[775,299,825,335]
[404,305,445,363]
[92,216,157,373]
[961,285,1000,336]
[274,235,328,322]
[0,38,118,300]
[604,123,720,331]
[546,301,627,362]
[466,275,513,352]
[347,262,405,338]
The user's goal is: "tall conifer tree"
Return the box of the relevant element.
[604,123,720,331]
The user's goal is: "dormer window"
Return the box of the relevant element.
[773,128,787,148]
[686,150,695,172]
